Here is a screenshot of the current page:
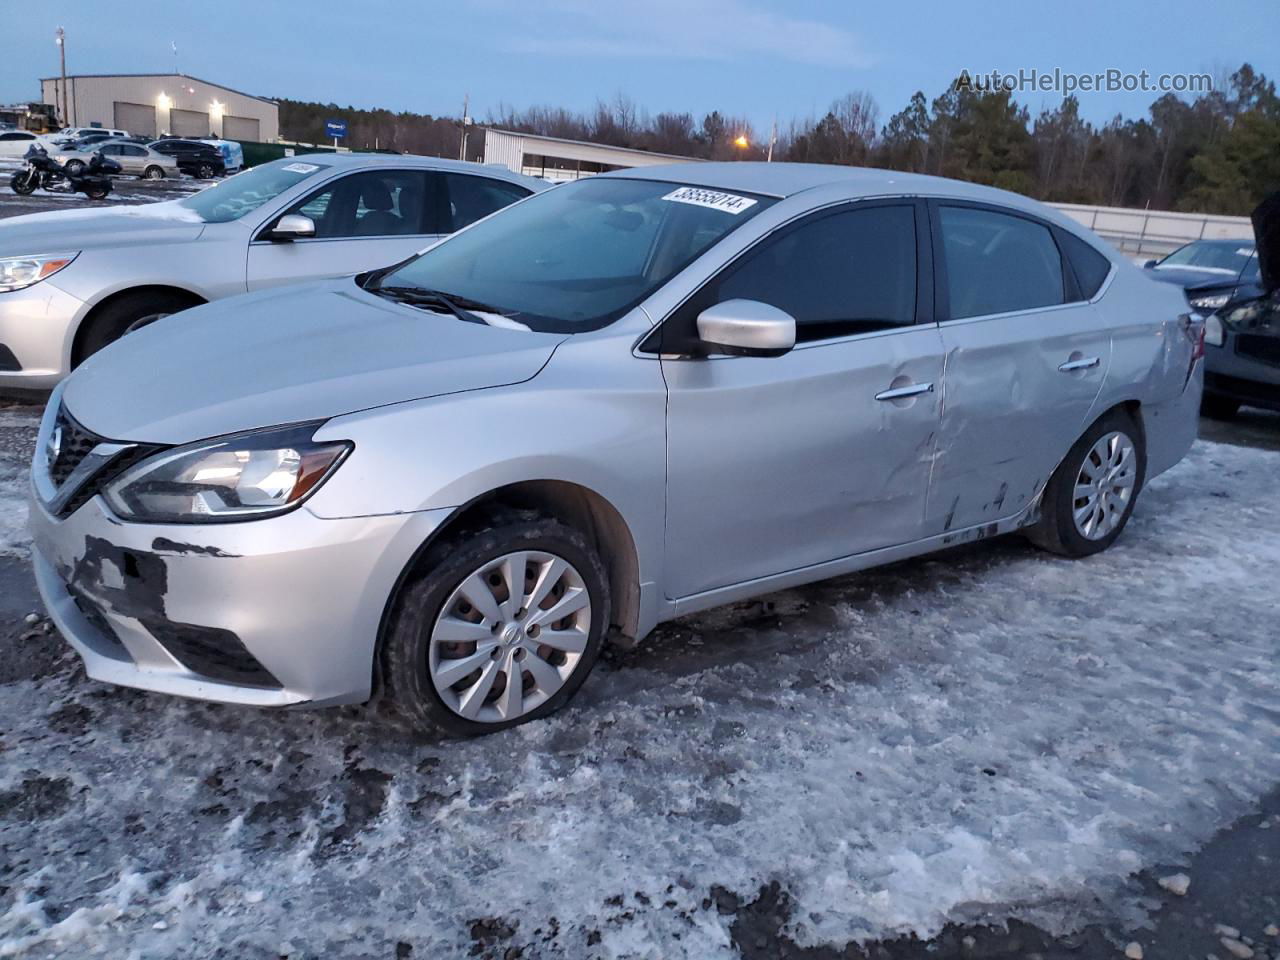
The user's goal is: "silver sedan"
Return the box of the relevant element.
[27,163,1204,736]
[59,142,180,180]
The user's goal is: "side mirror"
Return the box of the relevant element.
[1143,259,1158,269]
[696,299,796,357]
[270,213,316,242]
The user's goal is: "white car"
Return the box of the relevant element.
[0,130,42,158]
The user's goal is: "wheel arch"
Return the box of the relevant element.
[71,284,207,367]
[376,479,643,677]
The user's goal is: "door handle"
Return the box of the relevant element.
[875,382,935,401]
[1058,356,1100,372]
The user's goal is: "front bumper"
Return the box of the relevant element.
[1204,337,1280,412]
[28,486,453,707]
[0,280,87,390]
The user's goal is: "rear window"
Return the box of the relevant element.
[939,206,1065,319]
[1058,230,1113,299]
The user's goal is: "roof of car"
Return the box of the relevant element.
[288,151,546,190]
[602,161,1049,209]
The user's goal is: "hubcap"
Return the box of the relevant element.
[1072,430,1137,540]
[428,550,592,724]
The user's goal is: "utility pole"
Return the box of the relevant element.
[458,93,470,161]
[767,115,777,163]
[55,27,68,127]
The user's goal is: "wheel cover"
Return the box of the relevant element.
[428,550,592,724]
[1072,430,1137,540]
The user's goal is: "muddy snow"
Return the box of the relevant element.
[0,431,1278,958]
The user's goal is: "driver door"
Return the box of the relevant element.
[659,200,945,599]
[246,170,446,291]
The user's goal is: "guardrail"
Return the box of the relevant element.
[1049,202,1253,259]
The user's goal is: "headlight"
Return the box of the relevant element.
[0,252,79,293]
[1188,292,1230,311]
[103,422,351,523]
[1204,313,1226,347]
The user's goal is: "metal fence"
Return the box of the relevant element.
[1049,202,1254,260]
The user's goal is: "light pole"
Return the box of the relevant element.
[458,93,471,161]
[55,27,69,127]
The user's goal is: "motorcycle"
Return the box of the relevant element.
[9,143,120,201]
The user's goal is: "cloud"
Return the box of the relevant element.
[487,0,871,68]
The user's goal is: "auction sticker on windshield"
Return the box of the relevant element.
[281,162,322,174]
[662,187,758,214]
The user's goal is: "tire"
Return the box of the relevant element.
[83,183,110,201]
[1026,409,1146,558]
[9,171,36,196]
[64,159,86,175]
[74,290,197,366]
[381,509,610,737]
[143,165,165,180]
[1201,394,1241,420]
[195,162,214,180]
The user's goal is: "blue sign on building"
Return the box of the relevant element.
[324,119,347,139]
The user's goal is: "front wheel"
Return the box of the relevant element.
[143,165,165,180]
[9,171,36,196]
[64,159,86,175]
[381,510,610,737]
[1026,409,1146,558]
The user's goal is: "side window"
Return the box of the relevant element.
[939,206,1065,319]
[282,171,439,239]
[124,146,147,157]
[1056,229,1113,300]
[99,144,122,156]
[688,204,918,344]
[442,174,530,232]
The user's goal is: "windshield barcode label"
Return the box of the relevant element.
[662,187,757,215]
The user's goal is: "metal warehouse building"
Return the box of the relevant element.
[483,128,699,181]
[39,73,279,142]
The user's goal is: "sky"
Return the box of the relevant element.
[3,0,1276,136]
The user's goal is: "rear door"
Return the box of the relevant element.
[926,201,1112,534]
[246,169,446,291]
[660,199,945,598]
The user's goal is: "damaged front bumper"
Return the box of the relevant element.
[28,486,452,708]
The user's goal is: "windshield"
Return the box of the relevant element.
[179,158,331,223]
[372,177,775,333]
[1159,241,1256,277]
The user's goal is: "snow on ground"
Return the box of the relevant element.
[0,410,38,557]
[0,438,1278,958]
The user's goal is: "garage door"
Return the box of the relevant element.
[113,101,156,138]
[170,108,209,137]
[222,115,261,142]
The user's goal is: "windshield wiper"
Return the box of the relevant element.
[371,285,492,325]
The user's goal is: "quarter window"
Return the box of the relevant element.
[939,206,1065,319]
[683,204,919,344]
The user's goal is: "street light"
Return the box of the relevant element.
[54,27,68,128]
[733,134,750,149]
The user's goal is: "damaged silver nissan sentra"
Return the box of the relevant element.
[28,163,1203,736]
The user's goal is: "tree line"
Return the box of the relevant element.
[276,62,1278,215]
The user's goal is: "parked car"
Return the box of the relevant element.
[1144,238,1262,312]
[1200,194,1280,418]
[146,138,226,179]
[0,154,547,389]
[48,126,129,145]
[25,164,1202,735]
[59,141,179,180]
[0,130,41,158]
[201,139,244,173]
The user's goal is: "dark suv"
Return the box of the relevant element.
[147,138,226,179]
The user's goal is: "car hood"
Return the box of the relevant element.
[62,279,568,444]
[1146,265,1237,292]
[0,201,207,253]
[1253,192,1280,293]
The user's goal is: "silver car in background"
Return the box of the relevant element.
[0,154,546,389]
[57,141,180,180]
[27,163,1202,736]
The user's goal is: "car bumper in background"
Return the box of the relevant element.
[0,281,85,390]
[1205,336,1280,411]
[28,486,454,707]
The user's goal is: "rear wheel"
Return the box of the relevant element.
[75,290,198,366]
[1027,409,1146,558]
[1201,394,1241,420]
[83,182,110,201]
[143,165,165,180]
[195,162,215,179]
[382,510,610,737]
